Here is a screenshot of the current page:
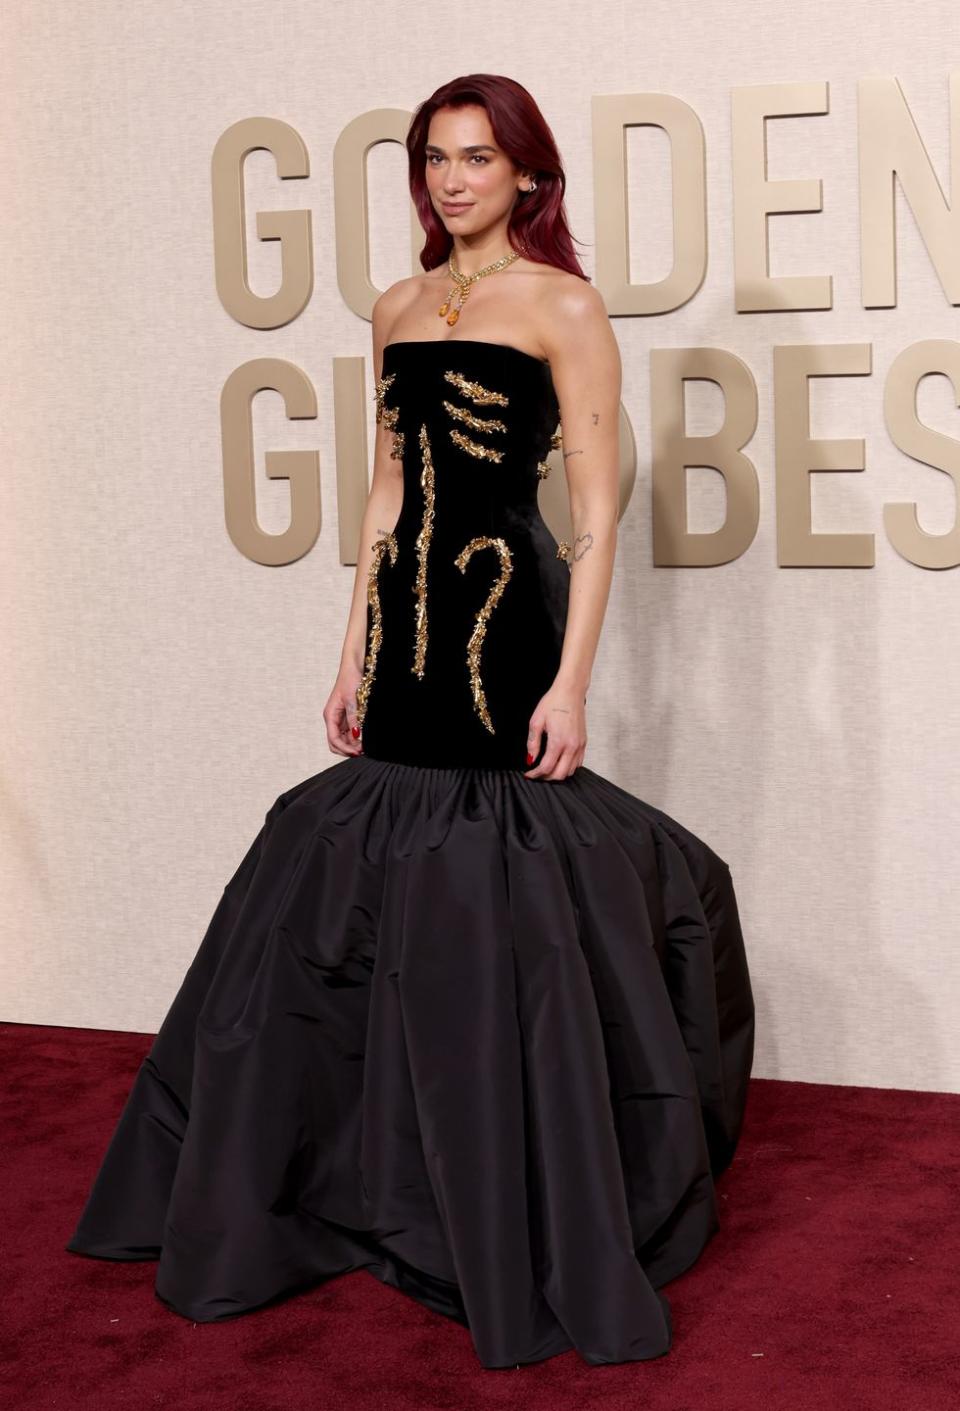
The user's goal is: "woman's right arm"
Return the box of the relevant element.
[323,289,406,757]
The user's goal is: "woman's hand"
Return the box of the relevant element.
[523,682,587,781]
[323,666,364,757]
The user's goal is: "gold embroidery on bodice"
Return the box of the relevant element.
[365,358,552,733]
[355,530,398,728]
[453,536,514,734]
[412,423,436,679]
[374,372,404,460]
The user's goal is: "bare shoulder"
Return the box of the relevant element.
[533,270,619,394]
[536,269,609,347]
[372,274,423,338]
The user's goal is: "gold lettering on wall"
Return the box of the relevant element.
[859,74,960,309]
[333,356,374,567]
[212,77,960,572]
[731,82,832,312]
[332,109,426,321]
[651,347,760,566]
[774,344,874,566]
[593,93,707,315]
[221,359,320,565]
[212,117,314,329]
[884,340,960,569]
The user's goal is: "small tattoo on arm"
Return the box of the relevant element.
[572,532,594,561]
[591,412,599,424]
[562,447,583,461]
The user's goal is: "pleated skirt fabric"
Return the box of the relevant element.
[66,753,755,1368]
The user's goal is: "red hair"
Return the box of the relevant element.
[405,74,591,281]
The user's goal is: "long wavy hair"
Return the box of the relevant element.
[406,74,590,281]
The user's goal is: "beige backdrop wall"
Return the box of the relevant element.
[2,2,958,1093]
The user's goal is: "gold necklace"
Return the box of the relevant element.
[438,249,520,326]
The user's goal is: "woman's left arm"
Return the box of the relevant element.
[523,282,622,781]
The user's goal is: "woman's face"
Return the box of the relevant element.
[424,104,527,237]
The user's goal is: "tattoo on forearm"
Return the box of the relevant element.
[592,412,600,424]
[562,447,582,461]
[572,532,594,561]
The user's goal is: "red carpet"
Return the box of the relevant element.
[2,1020,957,1410]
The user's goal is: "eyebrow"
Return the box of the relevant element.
[424,143,498,154]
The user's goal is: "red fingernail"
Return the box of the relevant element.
[526,751,534,765]
[351,726,360,738]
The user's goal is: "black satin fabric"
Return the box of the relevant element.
[66,756,754,1367]
[66,341,755,1368]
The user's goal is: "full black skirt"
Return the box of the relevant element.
[66,753,755,1369]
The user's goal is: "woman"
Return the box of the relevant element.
[67,74,755,1371]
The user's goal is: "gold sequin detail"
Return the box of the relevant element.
[443,369,510,406]
[442,400,508,435]
[355,531,398,728]
[373,372,394,423]
[443,378,509,461]
[537,427,563,480]
[449,428,504,463]
[453,536,514,733]
[412,423,435,678]
[374,372,404,460]
[557,540,572,561]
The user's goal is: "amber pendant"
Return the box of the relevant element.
[446,308,460,325]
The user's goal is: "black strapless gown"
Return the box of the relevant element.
[66,338,755,1369]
